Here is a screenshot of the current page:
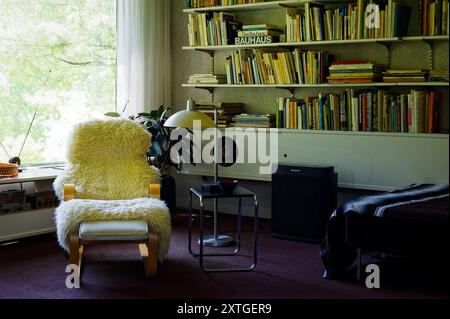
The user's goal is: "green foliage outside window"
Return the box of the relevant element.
[0,0,116,164]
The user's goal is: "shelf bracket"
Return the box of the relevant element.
[377,41,392,68]
[210,55,215,102]
[423,40,435,70]
[192,50,215,102]
[278,3,298,9]
[196,49,214,58]
[276,87,295,97]
[194,86,215,95]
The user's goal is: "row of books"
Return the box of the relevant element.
[185,0,266,9]
[328,60,386,83]
[276,89,441,134]
[285,0,411,42]
[420,0,449,36]
[224,49,330,85]
[193,69,448,87]
[187,12,241,46]
[196,102,245,128]
[231,114,276,128]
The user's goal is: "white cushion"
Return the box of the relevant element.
[79,220,149,241]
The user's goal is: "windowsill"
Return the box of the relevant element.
[19,162,67,170]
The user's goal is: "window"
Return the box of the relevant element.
[0,0,116,164]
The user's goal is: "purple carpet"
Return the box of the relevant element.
[0,214,447,299]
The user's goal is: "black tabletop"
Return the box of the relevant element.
[190,186,255,199]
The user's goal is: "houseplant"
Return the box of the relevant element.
[106,105,193,215]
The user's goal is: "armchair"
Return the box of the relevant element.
[53,119,171,280]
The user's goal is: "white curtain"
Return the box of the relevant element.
[117,0,171,117]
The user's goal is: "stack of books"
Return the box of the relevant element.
[234,24,283,45]
[187,12,242,46]
[420,0,449,36]
[188,74,227,84]
[185,0,266,9]
[276,89,442,134]
[195,102,245,128]
[383,69,428,83]
[327,61,386,83]
[225,49,329,85]
[285,0,412,42]
[429,69,449,82]
[231,114,276,128]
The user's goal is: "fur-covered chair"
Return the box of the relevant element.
[53,119,171,280]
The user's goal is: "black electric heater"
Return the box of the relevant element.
[271,164,337,244]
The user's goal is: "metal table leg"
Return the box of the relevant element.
[189,192,239,258]
[199,195,259,272]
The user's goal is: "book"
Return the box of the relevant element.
[234,35,279,45]
[331,60,368,65]
[237,30,283,37]
[395,3,412,37]
[242,24,283,31]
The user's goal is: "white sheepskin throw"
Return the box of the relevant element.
[55,197,171,261]
[53,119,162,201]
[53,119,171,261]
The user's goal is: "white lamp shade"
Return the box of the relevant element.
[164,110,215,129]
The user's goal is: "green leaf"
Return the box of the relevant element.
[137,112,154,117]
[160,108,170,122]
[105,112,121,118]
[157,132,168,148]
[150,141,163,157]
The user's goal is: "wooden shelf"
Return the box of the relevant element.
[216,127,449,138]
[183,36,448,51]
[269,128,449,139]
[183,0,307,13]
[182,82,449,89]
[182,0,361,13]
[402,35,450,42]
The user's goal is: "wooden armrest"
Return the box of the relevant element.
[148,184,161,199]
[64,184,76,201]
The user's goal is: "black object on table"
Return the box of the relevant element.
[188,186,258,272]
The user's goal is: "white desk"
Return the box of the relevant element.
[0,165,65,242]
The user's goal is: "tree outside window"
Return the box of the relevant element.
[0,0,116,164]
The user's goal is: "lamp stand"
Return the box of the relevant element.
[200,108,234,247]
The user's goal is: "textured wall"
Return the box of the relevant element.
[170,0,449,218]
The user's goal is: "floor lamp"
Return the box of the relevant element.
[164,98,234,247]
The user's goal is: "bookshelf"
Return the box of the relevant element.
[177,0,449,190]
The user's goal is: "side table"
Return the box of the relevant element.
[188,186,258,272]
